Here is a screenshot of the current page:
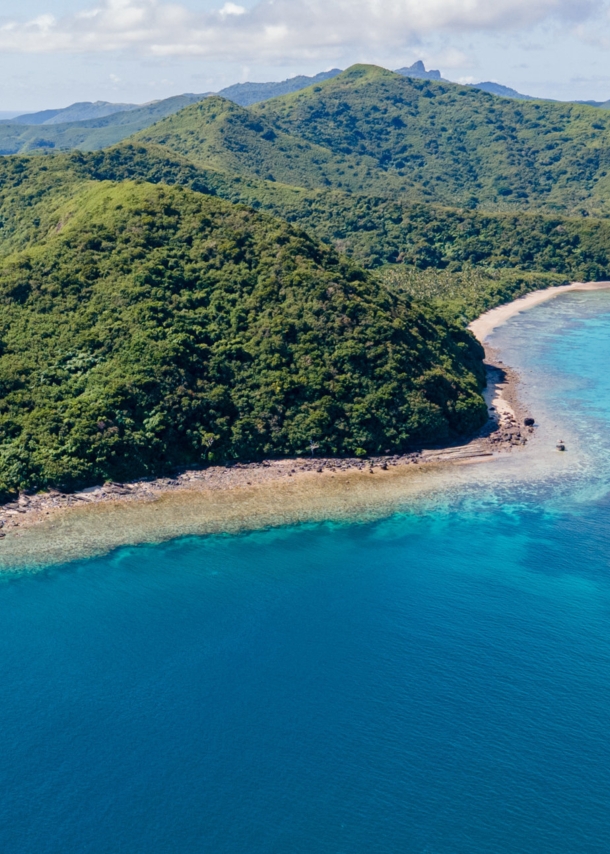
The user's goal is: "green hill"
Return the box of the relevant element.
[3,145,610,307]
[253,65,610,216]
[133,96,396,193]
[55,145,610,282]
[6,66,610,496]
[4,65,610,496]
[0,181,486,498]
[118,64,610,217]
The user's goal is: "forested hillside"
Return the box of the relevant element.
[255,65,610,216]
[0,182,486,498]
[134,95,397,193]
[3,146,609,292]
[129,65,610,217]
[6,63,610,217]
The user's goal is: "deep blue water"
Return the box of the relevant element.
[2,292,610,853]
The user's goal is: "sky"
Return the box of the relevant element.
[1,0,610,112]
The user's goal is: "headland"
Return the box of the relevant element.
[3,282,605,569]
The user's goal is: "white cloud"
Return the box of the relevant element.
[219,3,246,16]
[430,48,470,69]
[0,0,604,60]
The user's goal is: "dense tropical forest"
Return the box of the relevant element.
[0,182,486,498]
[1,64,610,496]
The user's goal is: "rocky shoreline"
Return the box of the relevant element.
[0,354,533,544]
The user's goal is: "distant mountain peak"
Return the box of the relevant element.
[394,61,443,81]
[6,100,139,126]
[216,69,343,107]
[470,81,535,101]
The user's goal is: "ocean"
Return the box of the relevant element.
[1,291,610,853]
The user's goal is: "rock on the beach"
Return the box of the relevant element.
[524,417,535,427]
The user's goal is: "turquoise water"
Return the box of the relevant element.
[2,292,610,853]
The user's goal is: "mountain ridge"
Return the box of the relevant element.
[3,100,140,126]
[395,61,445,81]
[0,93,209,155]
[216,70,343,106]
[3,62,610,157]
[7,63,610,219]
[470,81,535,100]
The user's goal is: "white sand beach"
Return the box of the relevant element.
[469,281,610,342]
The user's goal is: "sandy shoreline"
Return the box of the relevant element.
[2,280,590,568]
[469,281,610,342]
[0,393,528,569]
[0,350,530,567]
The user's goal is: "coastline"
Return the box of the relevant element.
[469,280,610,342]
[0,355,528,569]
[2,280,596,569]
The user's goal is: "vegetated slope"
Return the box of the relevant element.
[380,266,564,322]
[63,143,609,318]
[3,146,610,288]
[283,196,610,280]
[0,156,105,255]
[6,63,610,217]
[254,65,610,216]
[0,94,208,155]
[133,96,399,193]
[7,64,610,215]
[63,145,610,280]
[0,181,486,498]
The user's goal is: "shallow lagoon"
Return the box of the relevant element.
[2,291,610,853]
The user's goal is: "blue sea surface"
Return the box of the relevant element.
[2,292,610,853]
